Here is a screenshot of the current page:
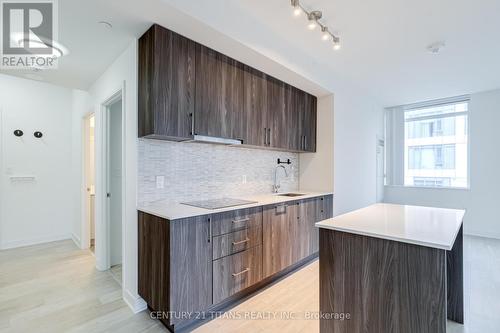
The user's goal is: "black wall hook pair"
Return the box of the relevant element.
[13,130,43,138]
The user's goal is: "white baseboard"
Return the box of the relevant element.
[123,288,147,314]
[71,233,82,248]
[0,234,71,250]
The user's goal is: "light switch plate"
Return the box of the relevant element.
[156,175,165,189]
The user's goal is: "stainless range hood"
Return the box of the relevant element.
[187,135,242,145]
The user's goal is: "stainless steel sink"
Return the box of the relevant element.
[277,193,305,197]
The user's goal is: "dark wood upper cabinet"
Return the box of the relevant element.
[138,24,317,152]
[194,44,245,140]
[300,93,317,152]
[266,77,287,149]
[138,24,196,140]
[243,66,268,146]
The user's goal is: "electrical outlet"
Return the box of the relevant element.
[156,175,165,189]
[242,175,247,184]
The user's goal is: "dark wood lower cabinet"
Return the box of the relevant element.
[138,212,212,329]
[138,194,333,331]
[262,195,333,278]
[213,245,262,304]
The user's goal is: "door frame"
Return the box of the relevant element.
[376,135,385,203]
[95,84,126,271]
[81,112,95,250]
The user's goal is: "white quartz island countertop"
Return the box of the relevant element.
[316,203,465,250]
[138,191,333,220]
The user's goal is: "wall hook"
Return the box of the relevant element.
[277,158,291,165]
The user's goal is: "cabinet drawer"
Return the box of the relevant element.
[213,245,262,304]
[211,207,262,236]
[212,226,262,260]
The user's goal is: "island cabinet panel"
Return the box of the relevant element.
[319,229,447,333]
[194,44,245,141]
[138,24,196,140]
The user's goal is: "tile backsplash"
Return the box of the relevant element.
[138,139,299,204]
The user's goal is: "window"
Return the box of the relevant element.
[408,144,456,170]
[403,101,468,188]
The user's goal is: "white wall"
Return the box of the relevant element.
[385,89,500,239]
[85,40,144,312]
[0,74,79,249]
[333,87,385,216]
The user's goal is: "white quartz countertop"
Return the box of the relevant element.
[138,191,333,220]
[315,203,465,250]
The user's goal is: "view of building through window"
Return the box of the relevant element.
[404,101,468,188]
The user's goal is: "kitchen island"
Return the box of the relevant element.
[316,203,465,333]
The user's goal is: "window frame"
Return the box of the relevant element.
[401,98,470,190]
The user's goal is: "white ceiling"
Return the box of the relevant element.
[0,0,147,90]
[3,0,500,106]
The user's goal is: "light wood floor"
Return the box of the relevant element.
[1,237,500,333]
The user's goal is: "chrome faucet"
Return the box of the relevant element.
[273,165,288,193]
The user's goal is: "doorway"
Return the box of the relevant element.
[106,97,123,284]
[89,91,125,284]
[83,114,96,252]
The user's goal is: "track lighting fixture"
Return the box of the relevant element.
[289,0,341,50]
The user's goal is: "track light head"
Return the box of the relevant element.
[321,26,330,41]
[307,11,322,30]
[333,36,341,50]
[291,0,302,16]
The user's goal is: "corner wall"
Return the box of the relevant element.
[333,87,385,216]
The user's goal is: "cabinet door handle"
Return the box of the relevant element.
[232,218,250,224]
[189,113,194,136]
[232,267,250,277]
[304,135,307,150]
[208,217,212,243]
[275,204,287,214]
[264,128,267,145]
[268,128,271,145]
[232,238,250,246]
